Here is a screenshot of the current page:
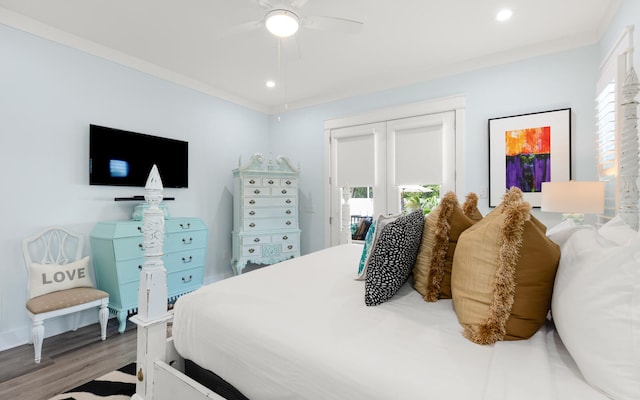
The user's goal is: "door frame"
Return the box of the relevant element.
[323,95,466,247]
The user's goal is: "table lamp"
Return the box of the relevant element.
[541,181,605,224]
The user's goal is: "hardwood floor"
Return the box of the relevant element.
[0,317,137,400]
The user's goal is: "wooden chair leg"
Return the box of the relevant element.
[32,320,44,364]
[99,303,108,340]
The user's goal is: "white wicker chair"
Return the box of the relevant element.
[23,227,109,363]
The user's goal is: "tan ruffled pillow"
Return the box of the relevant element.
[412,192,482,302]
[451,188,560,344]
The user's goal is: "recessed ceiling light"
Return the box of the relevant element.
[496,9,513,22]
[266,80,276,88]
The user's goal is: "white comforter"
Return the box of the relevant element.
[173,244,607,400]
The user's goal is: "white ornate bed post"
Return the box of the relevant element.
[619,67,639,230]
[131,165,172,400]
[340,185,352,244]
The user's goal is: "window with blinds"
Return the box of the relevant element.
[595,82,617,224]
[594,25,633,226]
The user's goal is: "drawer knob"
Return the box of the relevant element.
[181,275,193,283]
[286,209,292,214]
[249,223,255,228]
[254,238,260,243]
[281,189,287,194]
[285,199,292,204]
[248,248,255,253]
[286,180,292,185]
[268,179,274,184]
[180,223,191,229]
[286,221,292,225]
[283,235,288,240]
[254,189,261,194]
[138,243,144,250]
[249,210,255,216]
[137,226,143,233]
[138,265,143,270]
[288,245,293,250]
[182,237,193,245]
[249,179,256,184]
[182,256,193,263]
[249,199,256,205]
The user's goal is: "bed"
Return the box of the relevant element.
[173,243,610,400]
[130,67,639,400]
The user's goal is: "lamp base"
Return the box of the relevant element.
[562,213,585,224]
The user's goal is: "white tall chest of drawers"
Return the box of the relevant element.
[232,153,301,274]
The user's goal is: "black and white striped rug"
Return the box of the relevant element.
[47,363,136,400]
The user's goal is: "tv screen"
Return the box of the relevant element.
[89,124,188,188]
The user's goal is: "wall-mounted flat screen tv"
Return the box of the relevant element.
[89,124,188,188]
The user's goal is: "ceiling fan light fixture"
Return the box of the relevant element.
[496,9,513,22]
[265,9,300,37]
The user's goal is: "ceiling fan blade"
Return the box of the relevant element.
[218,19,264,39]
[253,0,276,9]
[304,15,363,34]
[290,0,309,10]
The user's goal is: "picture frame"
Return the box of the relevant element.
[488,108,571,207]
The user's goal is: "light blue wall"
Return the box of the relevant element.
[270,45,600,255]
[0,23,270,349]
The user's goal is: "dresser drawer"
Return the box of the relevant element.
[241,245,262,257]
[243,197,296,207]
[262,178,280,186]
[165,218,207,233]
[245,187,271,197]
[271,232,299,244]
[112,237,145,260]
[243,207,296,219]
[276,187,295,196]
[114,258,144,283]
[164,231,208,253]
[243,176,262,186]
[164,249,205,272]
[281,242,298,253]
[112,222,145,238]
[168,267,204,296]
[280,178,297,187]
[243,218,296,231]
[241,234,272,245]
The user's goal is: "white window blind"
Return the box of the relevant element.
[595,26,633,226]
[390,123,443,186]
[387,112,454,188]
[332,124,379,188]
[336,134,375,187]
[595,82,617,223]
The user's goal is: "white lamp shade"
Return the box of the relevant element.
[541,181,605,214]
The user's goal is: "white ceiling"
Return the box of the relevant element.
[0,0,622,114]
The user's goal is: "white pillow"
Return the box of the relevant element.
[598,215,638,246]
[29,256,93,298]
[551,220,640,400]
[545,218,591,247]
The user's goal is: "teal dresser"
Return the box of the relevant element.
[232,154,301,274]
[90,217,207,333]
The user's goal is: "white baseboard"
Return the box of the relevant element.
[0,328,27,352]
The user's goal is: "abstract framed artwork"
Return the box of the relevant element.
[488,108,571,207]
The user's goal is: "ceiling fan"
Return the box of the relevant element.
[229,0,364,39]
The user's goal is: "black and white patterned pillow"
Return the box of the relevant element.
[365,210,424,306]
